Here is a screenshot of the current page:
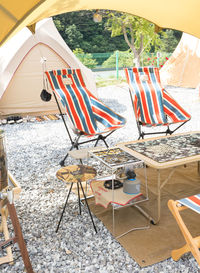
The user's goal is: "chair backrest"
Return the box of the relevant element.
[179,194,200,214]
[45,69,126,135]
[124,67,168,126]
[124,67,191,125]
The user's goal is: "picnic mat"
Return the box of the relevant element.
[87,162,200,267]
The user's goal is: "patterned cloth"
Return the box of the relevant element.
[124,67,191,127]
[179,194,200,214]
[45,69,126,136]
[90,179,143,208]
[56,165,96,183]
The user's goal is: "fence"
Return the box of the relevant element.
[75,51,172,79]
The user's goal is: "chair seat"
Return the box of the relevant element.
[178,194,200,214]
[168,197,200,266]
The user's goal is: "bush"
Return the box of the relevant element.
[141,52,171,68]
[102,51,134,68]
[73,48,98,69]
[102,51,171,69]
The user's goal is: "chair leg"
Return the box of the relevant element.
[60,145,74,166]
[94,135,109,148]
[168,200,200,265]
[60,135,82,166]
[170,120,188,135]
[79,182,97,233]
[101,137,109,148]
[94,135,101,147]
[60,154,69,167]
[56,183,73,233]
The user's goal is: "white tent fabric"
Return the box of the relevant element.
[160,33,200,88]
[0,18,97,117]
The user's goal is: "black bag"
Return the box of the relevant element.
[40,89,52,102]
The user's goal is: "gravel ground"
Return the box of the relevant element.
[0,84,200,272]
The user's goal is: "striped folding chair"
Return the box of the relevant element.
[45,68,126,166]
[168,195,200,266]
[124,67,191,139]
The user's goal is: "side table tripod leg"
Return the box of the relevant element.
[79,182,97,233]
[56,183,73,233]
[7,203,33,273]
[77,182,81,215]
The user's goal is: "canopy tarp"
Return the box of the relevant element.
[1,0,200,47]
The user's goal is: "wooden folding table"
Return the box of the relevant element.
[118,131,200,224]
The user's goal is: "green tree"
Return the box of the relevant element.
[102,50,133,68]
[105,12,165,66]
[53,11,129,53]
[64,24,83,49]
[160,29,182,52]
[73,48,98,68]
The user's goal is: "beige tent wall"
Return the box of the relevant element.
[0,18,97,118]
[160,33,200,88]
[0,43,70,116]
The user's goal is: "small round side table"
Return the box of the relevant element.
[56,165,97,233]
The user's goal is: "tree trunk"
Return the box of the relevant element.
[133,53,140,67]
[122,23,141,67]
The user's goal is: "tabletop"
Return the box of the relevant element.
[89,146,143,169]
[118,131,200,169]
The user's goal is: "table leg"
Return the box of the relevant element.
[152,168,176,224]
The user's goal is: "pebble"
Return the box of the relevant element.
[0,85,199,272]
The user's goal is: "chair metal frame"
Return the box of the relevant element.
[53,93,115,166]
[45,69,126,166]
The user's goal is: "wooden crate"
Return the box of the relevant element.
[8,171,21,201]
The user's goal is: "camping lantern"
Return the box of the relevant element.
[0,130,8,191]
[123,170,141,195]
[93,10,102,23]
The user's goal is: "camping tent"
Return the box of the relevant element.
[0,17,97,118]
[160,33,200,88]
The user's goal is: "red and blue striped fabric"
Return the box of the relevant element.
[45,69,126,136]
[179,194,200,214]
[124,67,191,127]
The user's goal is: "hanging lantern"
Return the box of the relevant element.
[93,10,102,23]
[0,130,8,191]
